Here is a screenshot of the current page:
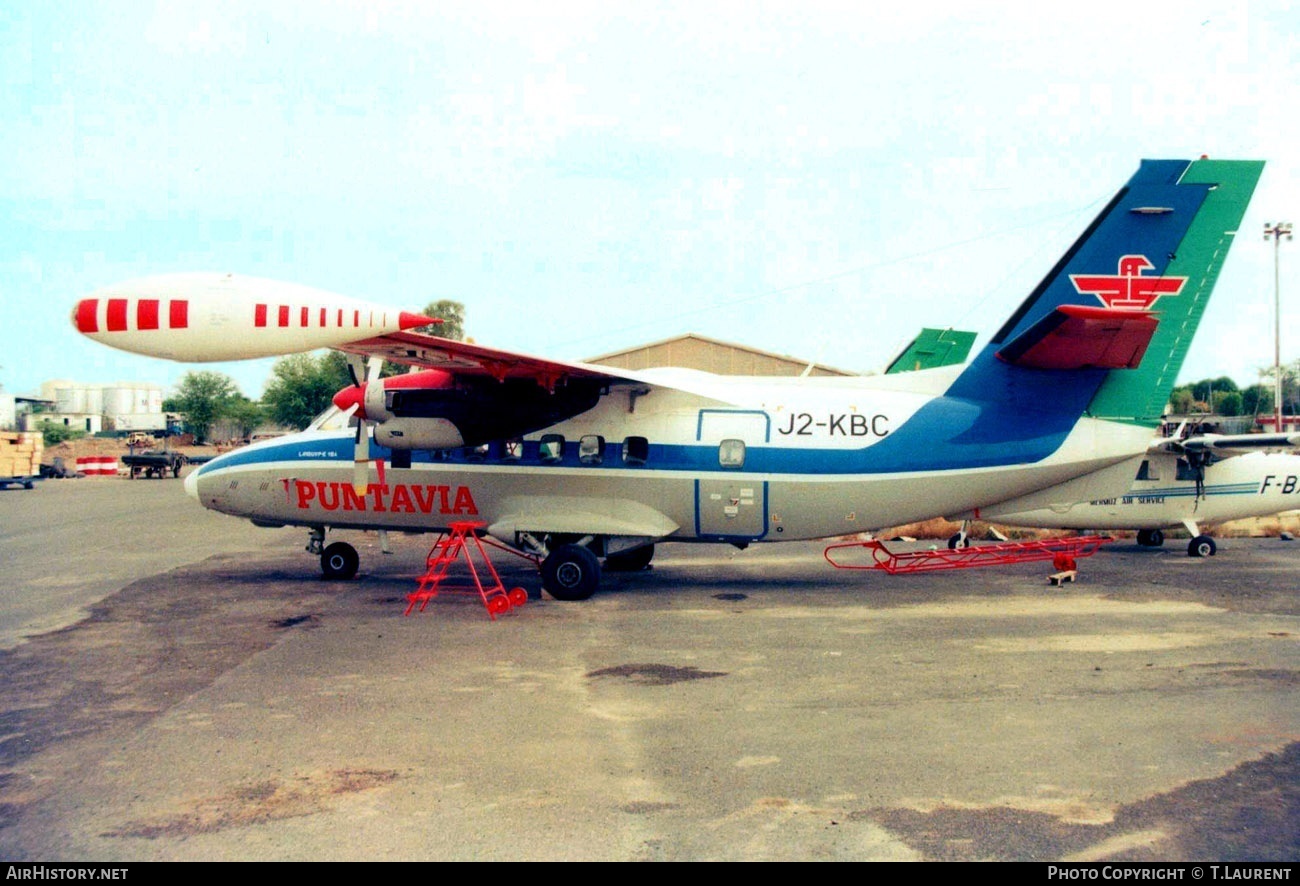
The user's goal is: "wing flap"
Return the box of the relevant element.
[996,305,1158,370]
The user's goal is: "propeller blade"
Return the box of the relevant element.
[353,420,371,495]
[347,354,383,493]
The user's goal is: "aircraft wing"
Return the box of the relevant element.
[1151,432,1300,459]
[337,329,637,388]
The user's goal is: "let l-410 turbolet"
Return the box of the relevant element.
[74,158,1264,599]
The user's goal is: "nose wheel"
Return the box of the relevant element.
[321,542,360,580]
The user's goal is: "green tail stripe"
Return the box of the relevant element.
[1088,159,1264,426]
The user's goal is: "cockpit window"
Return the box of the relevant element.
[307,404,353,432]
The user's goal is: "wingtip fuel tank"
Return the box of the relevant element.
[71,272,438,362]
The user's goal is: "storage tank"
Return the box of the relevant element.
[55,386,86,414]
[103,386,136,416]
[84,385,104,415]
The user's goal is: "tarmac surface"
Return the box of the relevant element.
[1,475,1298,861]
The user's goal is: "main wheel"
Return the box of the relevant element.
[1136,529,1165,547]
[1187,535,1216,558]
[604,544,654,572]
[947,533,969,550]
[321,541,360,580]
[541,544,601,601]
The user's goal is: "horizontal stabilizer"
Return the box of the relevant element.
[884,328,978,374]
[995,305,1158,370]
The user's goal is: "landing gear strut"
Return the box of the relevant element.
[948,521,971,550]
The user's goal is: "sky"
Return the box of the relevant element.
[3,1,1299,401]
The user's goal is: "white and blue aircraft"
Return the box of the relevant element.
[980,425,1300,557]
[71,158,1263,598]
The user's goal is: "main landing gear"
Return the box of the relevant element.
[1136,528,1164,547]
[1135,525,1217,557]
[520,534,657,601]
[541,544,601,601]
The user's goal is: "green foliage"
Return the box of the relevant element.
[35,419,86,444]
[1212,390,1243,417]
[262,352,353,430]
[1187,376,1238,402]
[1168,387,1195,414]
[167,371,240,443]
[418,299,465,341]
[223,395,267,439]
[1242,384,1272,415]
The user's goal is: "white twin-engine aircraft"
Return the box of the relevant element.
[985,426,1300,557]
[72,158,1263,599]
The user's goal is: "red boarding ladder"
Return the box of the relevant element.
[823,535,1113,575]
[406,521,529,620]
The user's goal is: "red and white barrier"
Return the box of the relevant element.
[75,456,119,477]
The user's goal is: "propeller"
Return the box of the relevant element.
[345,355,385,495]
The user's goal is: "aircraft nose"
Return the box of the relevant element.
[332,384,366,419]
[183,464,200,500]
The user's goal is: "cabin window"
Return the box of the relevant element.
[718,438,746,468]
[1175,458,1198,481]
[501,438,523,462]
[464,443,490,462]
[622,436,649,466]
[539,434,565,463]
[579,435,605,465]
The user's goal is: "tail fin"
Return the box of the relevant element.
[1086,159,1264,425]
[945,159,1262,430]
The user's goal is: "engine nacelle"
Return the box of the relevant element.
[334,371,604,450]
[373,417,465,450]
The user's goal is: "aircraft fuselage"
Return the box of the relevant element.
[188,370,1153,545]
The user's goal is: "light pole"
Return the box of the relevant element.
[1264,221,1292,432]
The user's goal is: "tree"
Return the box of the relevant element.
[1212,390,1243,417]
[1188,376,1238,404]
[165,371,239,443]
[1241,384,1272,416]
[418,299,465,341]
[1168,386,1195,414]
[262,352,353,430]
[223,395,267,439]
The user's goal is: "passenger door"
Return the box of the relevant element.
[695,409,768,540]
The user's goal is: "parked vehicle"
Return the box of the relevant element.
[121,449,186,479]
